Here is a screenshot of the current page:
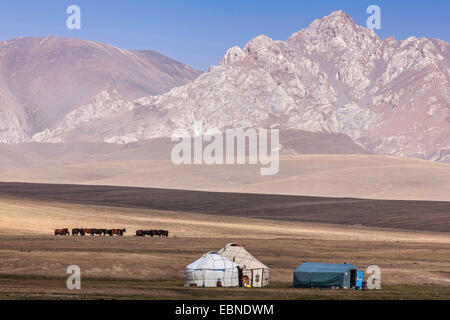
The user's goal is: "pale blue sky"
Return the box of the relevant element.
[0,0,448,70]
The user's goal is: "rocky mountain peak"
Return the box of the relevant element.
[289,9,381,54]
[220,46,247,65]
[314,9,355,27]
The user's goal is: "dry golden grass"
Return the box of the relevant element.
[1,196,449,243]
[0,195,449,299]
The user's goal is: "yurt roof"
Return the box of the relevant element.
[186,252,239,271]
[218,244,269,270]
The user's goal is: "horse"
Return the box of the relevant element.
[136,230,145,237]
[112,229,126,236]
[159,230,169,237]
[55,229,70,236]
[72,228,86,236]
[144,230,155,237]
[91,229,106,236]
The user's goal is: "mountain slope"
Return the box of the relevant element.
[0,36,201,143]
[29,10,450,162]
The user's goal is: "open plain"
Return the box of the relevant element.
[0,183,449,300]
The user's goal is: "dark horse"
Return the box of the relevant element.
[55,229,70,236]
[72,228,85,236]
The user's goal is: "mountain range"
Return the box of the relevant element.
[0,36,201,143]
[0,10,449,163]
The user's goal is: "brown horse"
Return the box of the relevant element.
[112,229,126,236]
[55,229,70,236]
[138,230,169,237]
[136,230,144,237]
[91,229,107,236]
[159,230,169,237]
[73,228,87,236]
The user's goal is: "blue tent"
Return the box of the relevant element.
[293,262,358,288]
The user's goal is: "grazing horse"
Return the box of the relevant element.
[160,230,169,237]
[154,230,169,237]
[112,229,126,236]
[138,230,168,237]
[92,229,106,236]
[55,229,70,236]
[144,230,155,237]
[136,230,144,237]
[72,228,86,236]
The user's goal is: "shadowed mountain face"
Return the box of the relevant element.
[0,36,201,142]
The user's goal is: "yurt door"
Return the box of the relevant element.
[252,269,263,287]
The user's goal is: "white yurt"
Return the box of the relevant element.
[218,243,270,287]
[185,252,240,287]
